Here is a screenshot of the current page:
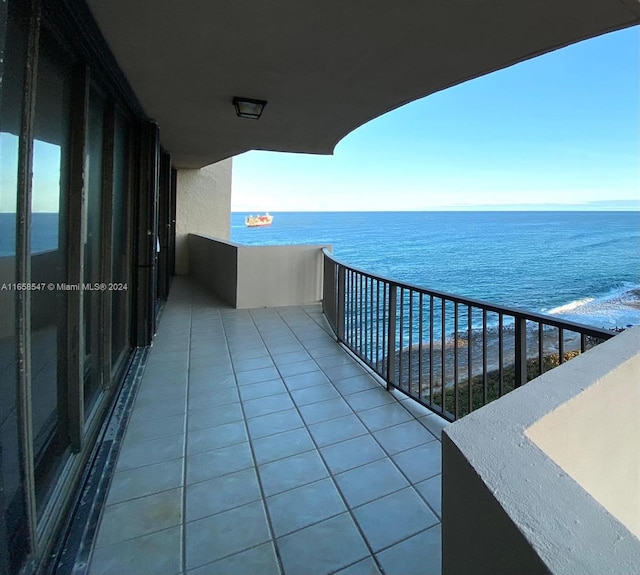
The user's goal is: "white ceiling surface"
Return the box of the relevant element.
[86,1,639,168]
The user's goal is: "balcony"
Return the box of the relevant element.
[86,276,446,575]
[80,237,637,575]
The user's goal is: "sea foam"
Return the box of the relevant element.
[547,297,596,315]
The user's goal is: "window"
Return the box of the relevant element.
[0,3,31,572]
[30,25,73,514]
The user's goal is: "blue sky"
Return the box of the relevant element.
[232,26,639,212]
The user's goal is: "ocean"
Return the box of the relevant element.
[1,211,638,330]
[231,211,640,330]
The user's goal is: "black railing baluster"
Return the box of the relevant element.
[352,270,356,348]
[482,309,487,405]
[359,273,364,359]
[356,272,360,354]
[387,284,397,388]
[408,290,414,394]
[399,288,405,390]
[363,274,367,363]
[363,274,368,362]
[538,322,544,376]
[382,282,388,375]
[363,276,371,364]
[498,313,504,397]
[515,316,527,387]
[346,270,350,342]
[351,270,356,346]
[349,271,356,345]
[345,270,349,340]
[375,279,380,369]
[370,276,374,364]
[321,250,615,423]
[441,298,446,413]
[418,292,424,401]
[467,305,472,413]
[337,265,345,342]
[363,274,367,359]
[429,295,434,407]
[454,302,459,420]
[361,273,365,357]
[352,270,356,349]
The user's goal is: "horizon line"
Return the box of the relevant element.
[230,207,640,213]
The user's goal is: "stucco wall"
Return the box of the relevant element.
[526,339,640,539]
[188,234,237,307]
[0,251,59,339]
[175,159,232,275]
[442,327,640,575]
[442,434,551,575]
[236,245,325,308]
[187,234,327,309]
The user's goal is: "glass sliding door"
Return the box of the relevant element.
[30,26,72,516]
[111,109,132,374]
[0,2,31,573]
[156,151,171,302]
[83,87,106,410]
[1,0,143,572]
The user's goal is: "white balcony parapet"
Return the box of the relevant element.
[442,326,640,575]
[188,234,330,309]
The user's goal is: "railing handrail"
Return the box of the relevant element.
[322,248,615,340]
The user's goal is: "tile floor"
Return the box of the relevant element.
[87,277,449,575]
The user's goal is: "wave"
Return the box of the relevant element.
[542,283,640,328]
[547,297,595,315]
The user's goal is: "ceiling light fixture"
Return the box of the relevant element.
[233,97,267,119]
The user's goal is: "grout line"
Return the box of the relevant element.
[246,306,386,574]
[358,521,442,562]
[220,308,286,575]
[180,281,194,575]
[169,284,442,573]
[272,305,444,564]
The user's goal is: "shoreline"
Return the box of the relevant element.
[618,288,640,311]
[550,287,640,326]
[389,328,591,393]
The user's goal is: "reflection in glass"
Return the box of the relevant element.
[83,87,105,409]
[111,109,131,371]
[0,3,30,570]
[30,29,71,515]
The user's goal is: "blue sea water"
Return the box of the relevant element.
[0,212,59,256]
[232,211,640,329]
[1,211,638,329]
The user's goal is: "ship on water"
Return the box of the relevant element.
[245,213,273,227]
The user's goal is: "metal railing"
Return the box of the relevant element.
[322,249,616,422]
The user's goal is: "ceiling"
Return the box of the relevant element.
[86,1,639,168]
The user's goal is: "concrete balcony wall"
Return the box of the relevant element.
[188,234,329,309]
[187,234,238,307]
[526,334,640,540]
[0,250,60,339]
[175,158,232,275]
[442,327,640,575]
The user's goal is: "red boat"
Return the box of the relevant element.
[245,213,273,227]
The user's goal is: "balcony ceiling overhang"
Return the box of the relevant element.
[86,1,639,168]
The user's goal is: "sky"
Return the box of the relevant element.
[232,26,640,212]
